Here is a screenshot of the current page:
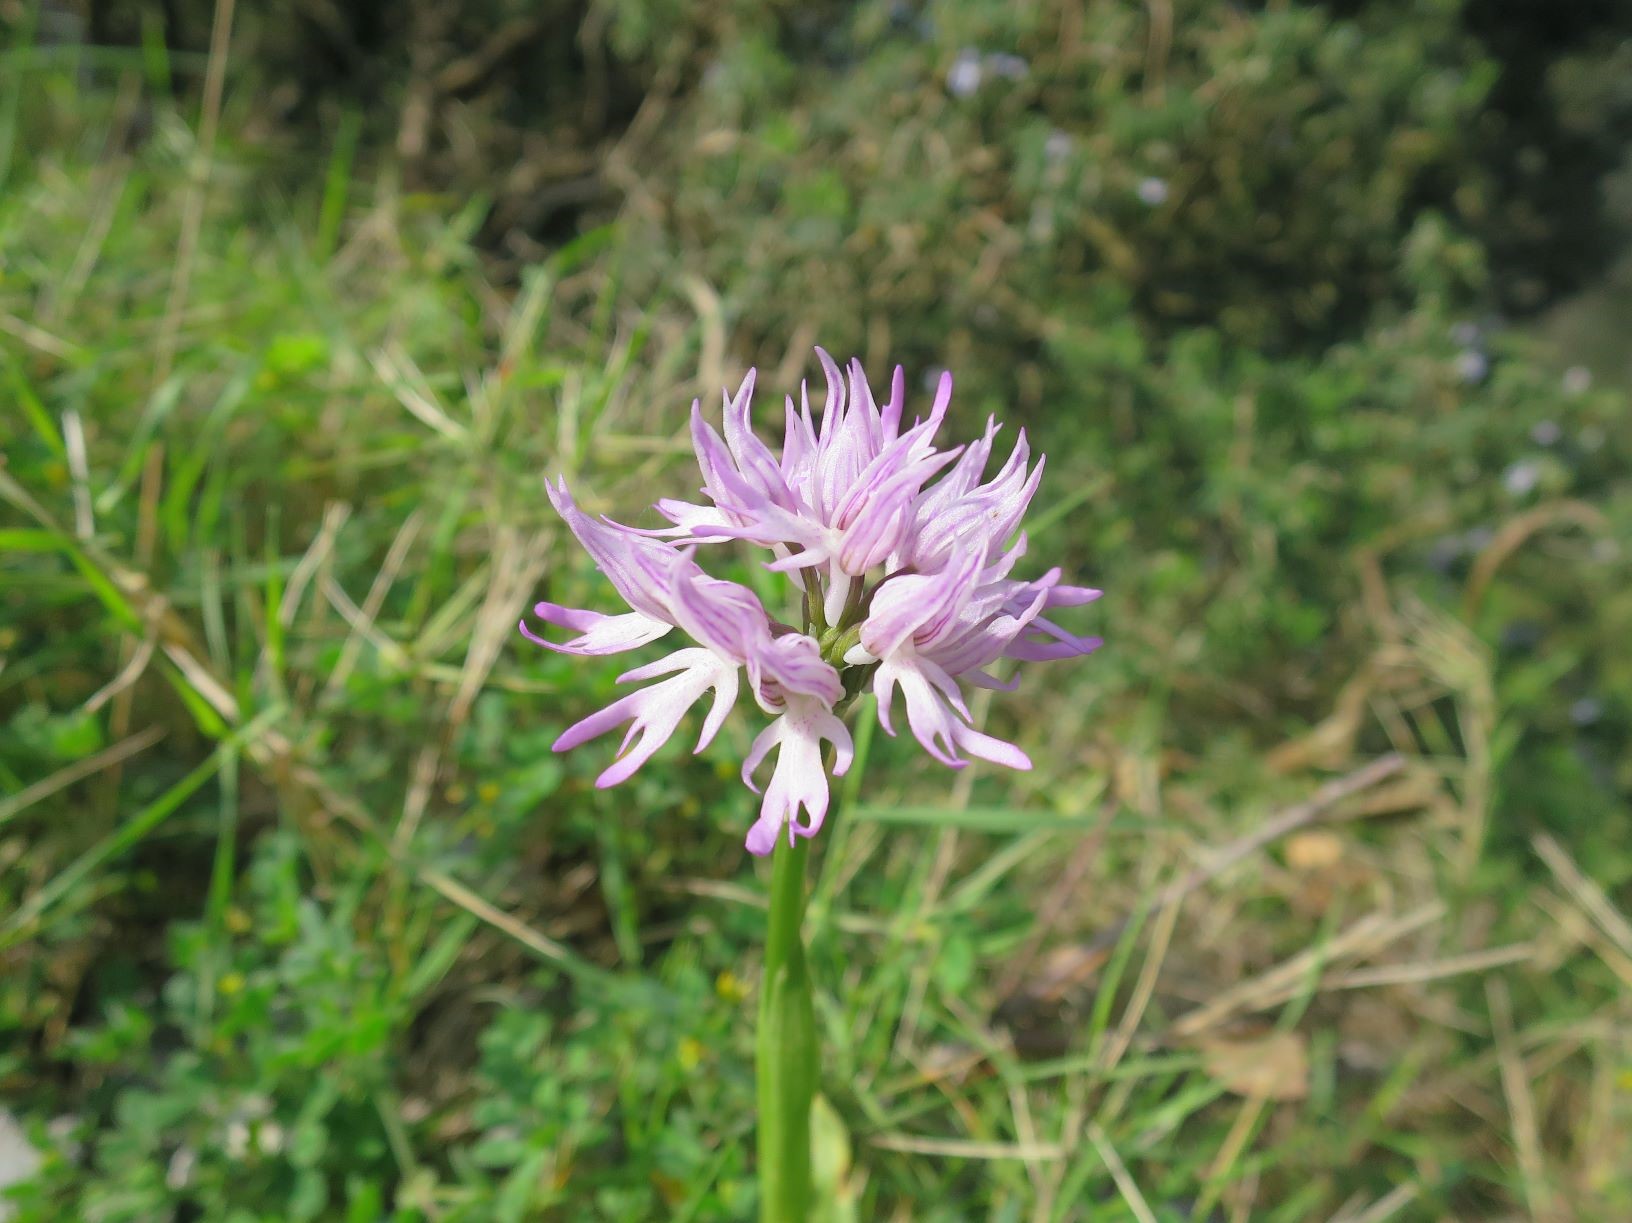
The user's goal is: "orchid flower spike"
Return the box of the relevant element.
[521,349,1101,855]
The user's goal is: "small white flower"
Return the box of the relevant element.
[1562,365,1592,394]
[257,1122,285,1156]
[947,50,981,97]
[1530,420,1561,446]
[1570,698,1602,726]
[166,1147,197,1191]
[1137,177,1169,206]
[1455,350,1488,383]
[1502,460,1540,496]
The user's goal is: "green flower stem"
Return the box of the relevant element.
[804,573,827,637]
[816,622,863,669]
[757,832,816,1223]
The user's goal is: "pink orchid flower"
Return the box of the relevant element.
[522,350,1100,854]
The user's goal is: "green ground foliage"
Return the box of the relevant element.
[3,2,1631,1219]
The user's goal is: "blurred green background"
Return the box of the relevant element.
[2,1,1630,1219]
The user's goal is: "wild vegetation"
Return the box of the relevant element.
[2,2,1630,1219]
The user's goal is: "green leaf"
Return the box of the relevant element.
[2,704,284,941]
[933,932,976,996]
[809,1095,856,1223]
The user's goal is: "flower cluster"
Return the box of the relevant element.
[521,350,1101,855]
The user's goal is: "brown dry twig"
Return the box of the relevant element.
[1086,753,1406,961]
[0,726,168,827]
[1168,903,1445,1040]
[1462,500,1610,619]
[1531,833,1632,966]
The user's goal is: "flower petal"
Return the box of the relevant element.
[742,695,852,855]
[872,657,1029,772]
[1004,631,1105,662]
[860,545,986,659]
[907,431,1042,571]
[745,815,782,857]
[757,632,843,706]
[519,602,671,655]
[545,478,678,622]
[721,370,795,509]
[552,649,739,787]
[667,557,775,663]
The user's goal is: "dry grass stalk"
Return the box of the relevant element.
[1169,903,1445,1040]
